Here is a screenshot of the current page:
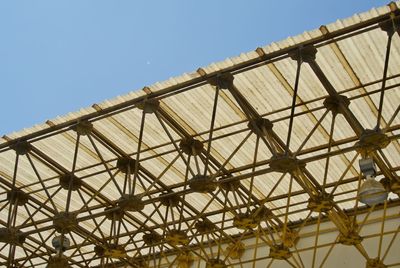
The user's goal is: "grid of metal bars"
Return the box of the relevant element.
[0,2,400,268]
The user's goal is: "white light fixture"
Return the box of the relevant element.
[47,236,71,268]
[358,158,388,206]
[359,174,388,206]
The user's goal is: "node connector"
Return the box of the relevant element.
[142,231,162,246]
[248,118,273,136]
[206,258,227,268]
[7,189,28,206]
[159,192,180,207]
[233,213,258,230]
[116,157,138,174]
[165,229,189,246]
[94,244,127,259]
[338,231,363,246]
[269,153,305,173]
[188,175,218,193]
[323,95,350,114]
[53,212,78,233]
[47,255,70,268]
[59,174,82,191]
[195,218,215,234]
[117,194,145,212]
[356,129,390,154]
[219,176,240,191]
[0,227,26,245]
[307,193,334,212]
[179,137,203,156]
[208,73,234,90]
[366,257,387,268]
[104,206,124,221]
[269,244,292,260]
[73,121,93,136]
[137,99,160,114]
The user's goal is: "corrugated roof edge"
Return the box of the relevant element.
[1,1,398,148]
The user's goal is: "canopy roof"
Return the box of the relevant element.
[0,2,400,267]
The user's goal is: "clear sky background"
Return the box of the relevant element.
[0,0,389,135]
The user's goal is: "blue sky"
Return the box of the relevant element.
[0,0,388,135]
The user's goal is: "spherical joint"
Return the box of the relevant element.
[206,258,227,268]
[7,189,29,206]
[137,99,160,114]
[142,232,162,246]
[356,129,390,154]
[289,46,317,63]
[159,193,180,207]
[59,174,82,191]
[179,137,203,156]
[165,229,189,246]
[117,194,145,212]
[208,73,234,90]
[268,244,292,260]
[116,157,138,174]
[53,212,78,234]
[307,194,334,212]
[11,141,31,155]
[251,206,273,222]
[379,16,400,35]
[47,255,70,268]
[269,154,305,173]
[233,213,258,230]
[366,258,387,268]
[218,176,240,191]
[104,207,124,221]
[94,244,126,259]
[195,219,215,234]
[188,175,218,193]
[106,244,127,259]
[73,121,93,136]
[248,118,273,136]
[338,231,363,246]
[323,95,350,114]
[94,245,105,257]
[0,227,26,245]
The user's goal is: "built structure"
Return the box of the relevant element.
[0,2,399,267]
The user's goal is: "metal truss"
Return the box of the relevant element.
[0,3,400,268]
